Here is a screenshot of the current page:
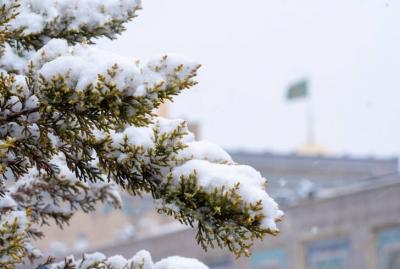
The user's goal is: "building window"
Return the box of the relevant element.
[377,225,400,269]
[251,248,288,269]
[306,238,351,269]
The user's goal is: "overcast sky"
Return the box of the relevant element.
[98,0,400,157]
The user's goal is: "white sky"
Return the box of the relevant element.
[97,0,400,157]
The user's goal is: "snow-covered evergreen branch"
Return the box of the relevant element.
[0,1,283,268]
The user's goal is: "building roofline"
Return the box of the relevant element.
[228,150,398,163]
[285,175,400,209]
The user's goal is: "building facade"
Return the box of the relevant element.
[37,152,400,269]
[97,178,400,269]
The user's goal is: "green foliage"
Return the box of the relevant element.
[0,1,281,267]
[0,209,31,269]
[0,2,19,51]
[158,173,277,257]
[8,1,141,50]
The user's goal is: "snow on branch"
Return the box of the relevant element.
[0,1,283,267]
[2,0,142,48]
[94,117,283,256]
[48,250,208,269]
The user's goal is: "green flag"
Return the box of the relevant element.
[287,79,308,100]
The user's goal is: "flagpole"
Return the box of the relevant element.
[286,78,314,146]
[307,98,315,145]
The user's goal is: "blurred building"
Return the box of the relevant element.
[96,173,400,269]
[231,151,398,206]
[38,151,400,269]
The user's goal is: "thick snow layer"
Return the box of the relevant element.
[129,250,154,269]
[106,117,190,159]
[50,250,209,269]
[172,159,284,231]
[78,252,106,269]
[0,194,17,209]
[178,140,233,163]
[111,126,155,150]
[0,44,32,73]
[6,0,142,35]
[155,256,209,269]
[103,116,282,231]
[31,39,199,99]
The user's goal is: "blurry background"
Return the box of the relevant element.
[38,1,400,268]
[97,0,400,156]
